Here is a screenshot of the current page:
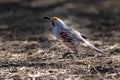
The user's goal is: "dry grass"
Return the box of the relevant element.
[0,41,119,80]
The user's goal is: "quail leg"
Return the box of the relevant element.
[73,47,79,59]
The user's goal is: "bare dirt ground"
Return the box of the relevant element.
[0,0,120,80]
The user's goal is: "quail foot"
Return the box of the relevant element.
[44,17,102,56]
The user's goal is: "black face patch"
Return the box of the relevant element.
[52,21,55,27]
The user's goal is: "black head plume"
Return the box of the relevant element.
[43,17,55,27]
[43,17,51,20]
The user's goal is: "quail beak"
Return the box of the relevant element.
[43,17,55,27]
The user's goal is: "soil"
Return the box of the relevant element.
[0,0,120,80]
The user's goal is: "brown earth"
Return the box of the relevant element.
[0,0,120,80]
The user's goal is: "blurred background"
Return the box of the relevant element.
[0,0,120,79]
[0,0,119,47]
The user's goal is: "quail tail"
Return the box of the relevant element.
[84,40,102,53]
